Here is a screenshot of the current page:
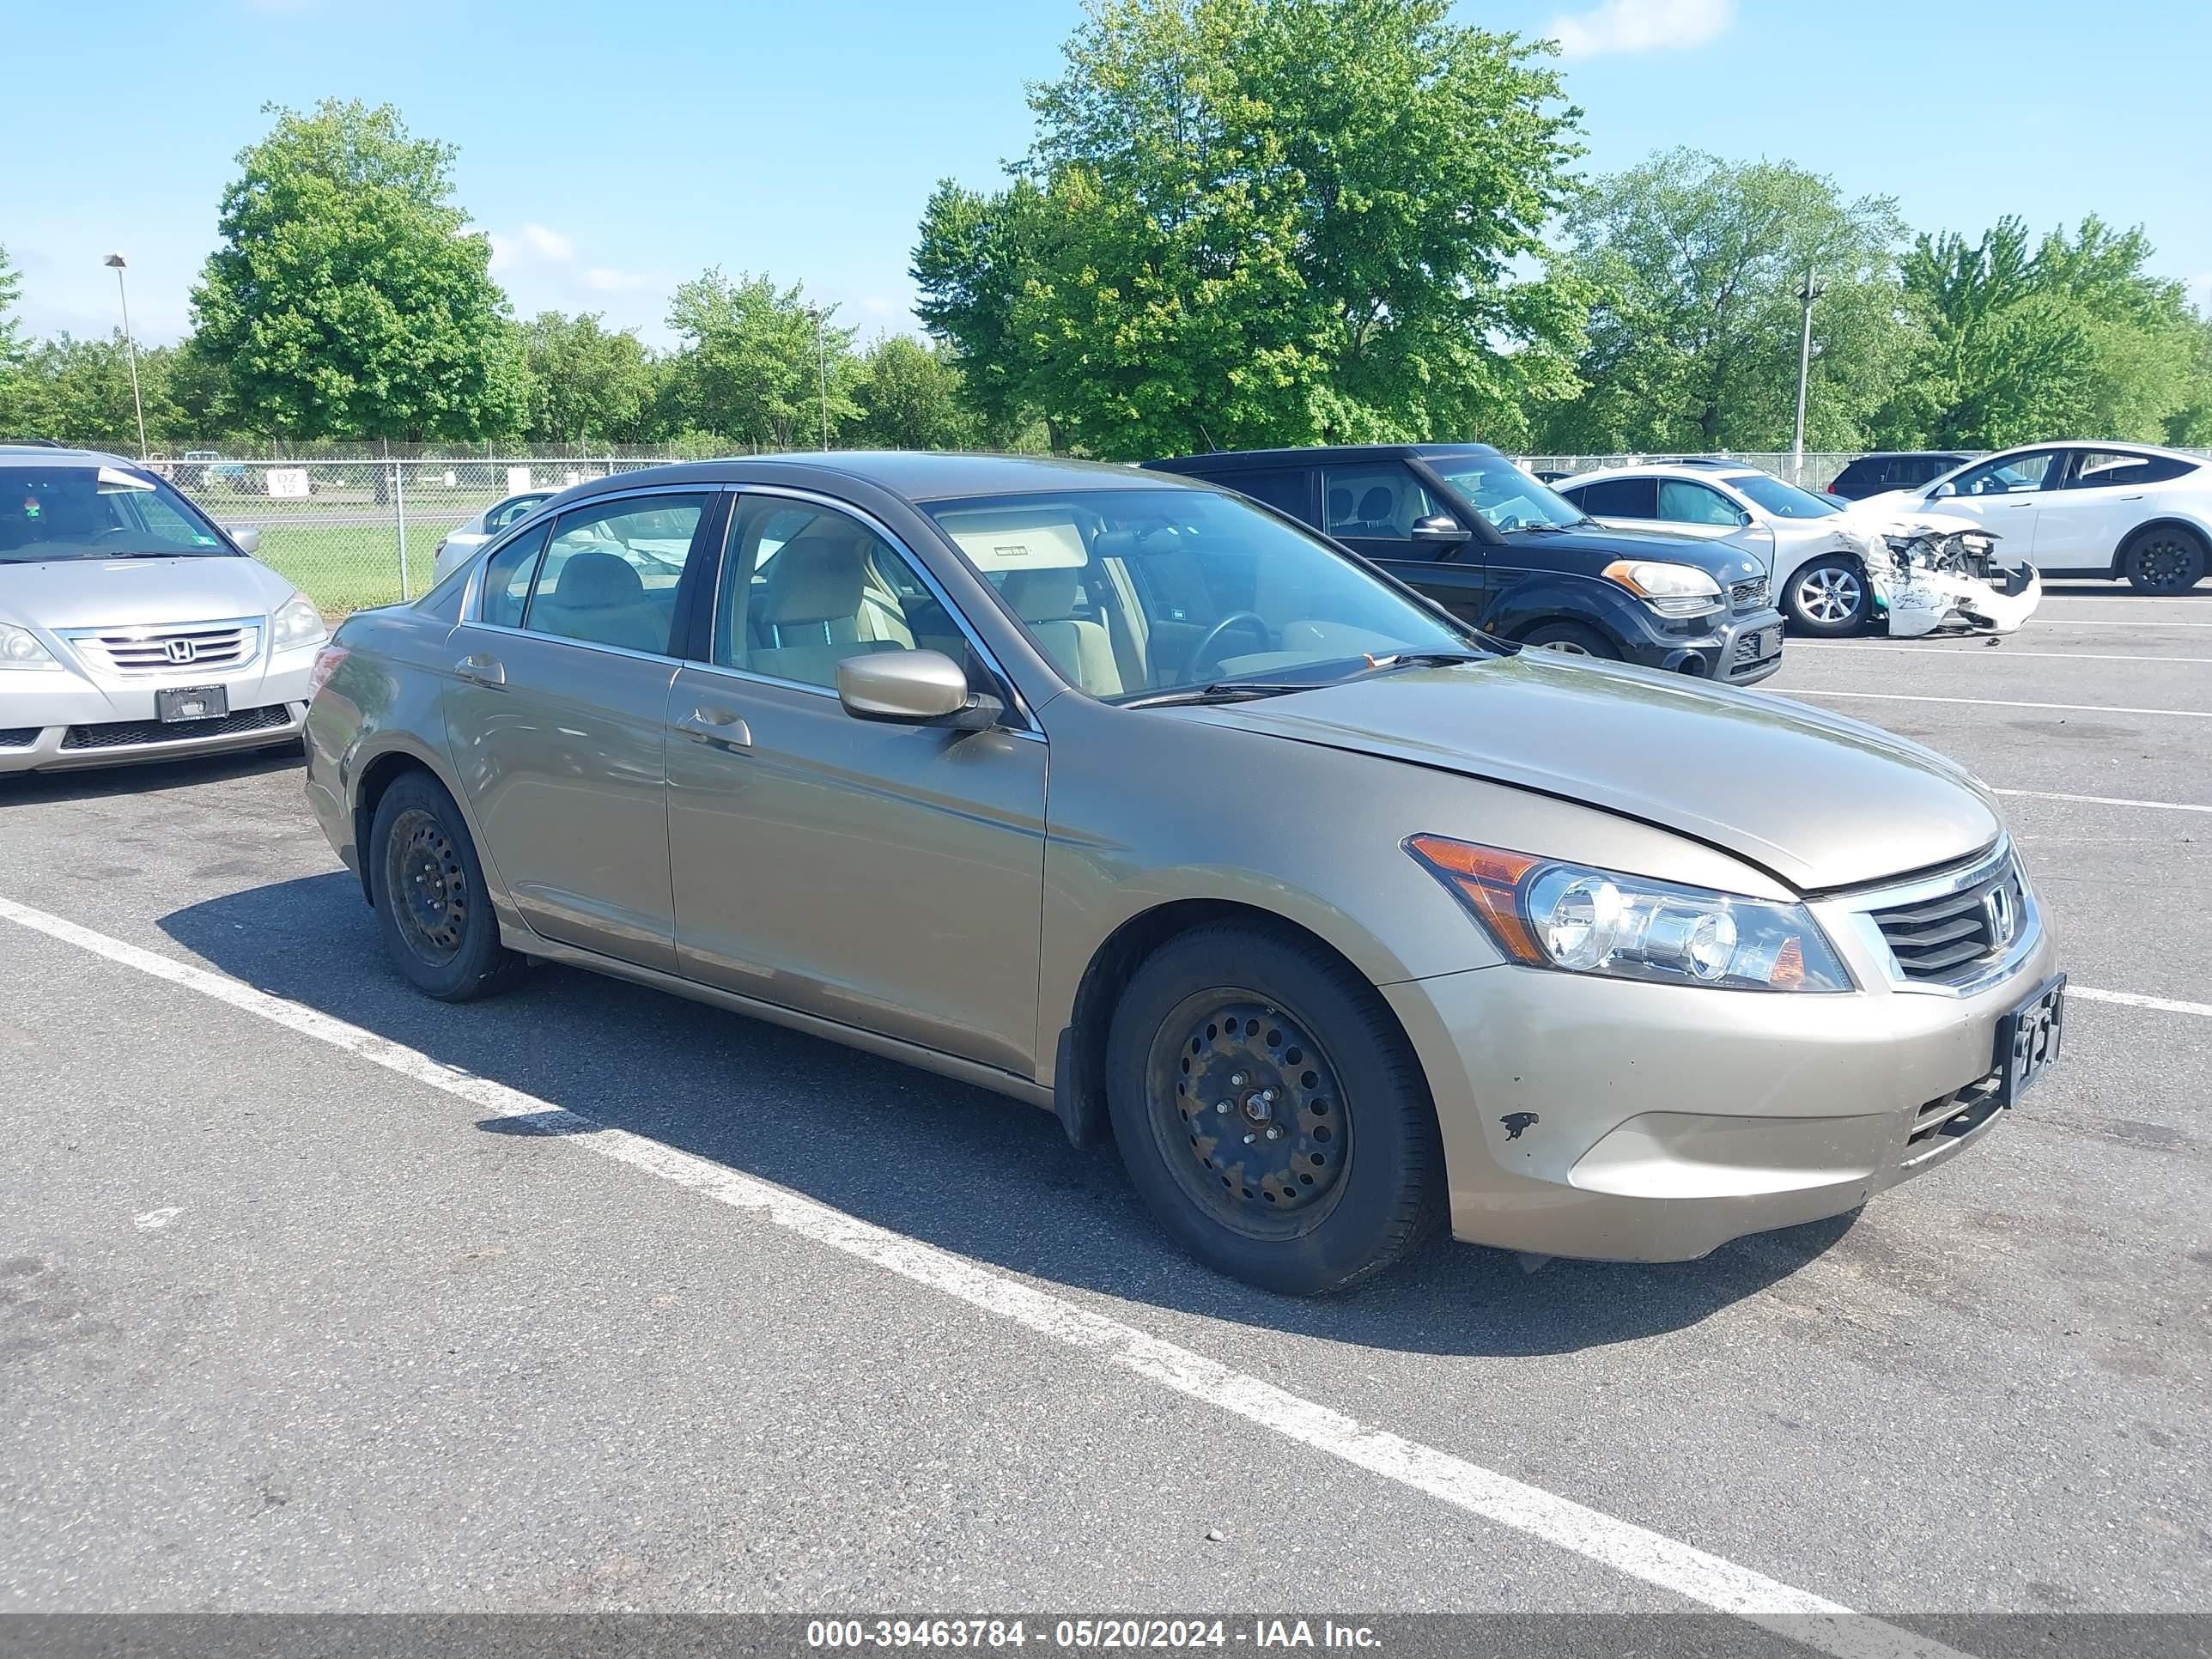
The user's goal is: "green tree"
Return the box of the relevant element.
[190,99,524,441]
[1537,149,1917,454]
[7,334,186,450]
[0,243,29,428]
[915,0,1588,458]
[517,311,661,446]
[661,270,858,449]
[1891,216,2203,447]
[848,335,981,450]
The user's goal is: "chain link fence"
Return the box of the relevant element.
[1514,453,1866,489]
[161,456,675,616]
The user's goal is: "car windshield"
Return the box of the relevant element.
[1423,457,1589,531]
[1729,473,1840,519]
[0,465,238,562]
[921,487,1480,703]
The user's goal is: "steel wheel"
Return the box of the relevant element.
[2124,529,2206,593]
[383,807,470,967]
[1796,566,1863,624]
[1146,993,1351,1240]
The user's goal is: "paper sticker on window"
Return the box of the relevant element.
[97,465,155,492]
[934,510,1088,571]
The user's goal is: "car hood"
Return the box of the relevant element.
[1183,653,1999,892]
[0,555,295,631]
[1498,522,1765,580]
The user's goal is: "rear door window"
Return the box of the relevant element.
[1321,464,1438,538]
[520,495,707,654]
[1561,477,1658,518]
[1656,479,1743,526]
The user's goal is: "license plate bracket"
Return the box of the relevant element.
[1994,974,2065,1107]
[155,684,229,724]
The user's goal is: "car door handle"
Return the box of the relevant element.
[453,653,506,688]
[676,705,752,750]
[2119,494,2145,501]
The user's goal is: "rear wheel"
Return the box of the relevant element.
[1519,620,1620,659]
[368,771,525,1001]
[1784,557,1869,635]
[1105,923,1444,1295]
[2121,526,2206,593]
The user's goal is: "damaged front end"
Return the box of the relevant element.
[1869,525,2041,637]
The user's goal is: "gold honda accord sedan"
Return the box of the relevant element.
[304,453,2063,1293]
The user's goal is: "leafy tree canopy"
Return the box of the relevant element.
[915,0,1590,458]
[662,270,859,450]
[517,311,661,446]
[190,99,524,441]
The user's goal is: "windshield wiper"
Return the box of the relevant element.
[1354,650,1487,677]
[1121,681,1320,708]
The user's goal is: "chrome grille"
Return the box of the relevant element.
[1729,576,1769,612]
[1870,851,2027,983]
[64,621,260,674]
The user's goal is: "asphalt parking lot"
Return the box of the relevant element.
[3,584,2206,1637]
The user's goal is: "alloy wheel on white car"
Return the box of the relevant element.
[1787,562,1868,636]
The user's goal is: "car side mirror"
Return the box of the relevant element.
[1929,482,1957,500]
[1735,507,1755,527]
[1409,514,1468,543]
[226,524,262,556]
[838,649,1003,731]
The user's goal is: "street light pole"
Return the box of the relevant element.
[104,253,149,460]
[815,311,830,451]
[1791,267,1825,473]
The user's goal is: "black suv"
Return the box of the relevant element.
[1826,452,1972,501]
[1145,444,1785,684]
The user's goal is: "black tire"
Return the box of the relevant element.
[1782,556,1869,636]
[1518,620,1621,659]
[1104,922,1445,1295]
[367,770,525,1001]
[2120,525,2207,593]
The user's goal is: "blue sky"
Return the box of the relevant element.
[6,0,2208,349]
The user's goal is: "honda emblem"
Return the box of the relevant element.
[165,639,197,665]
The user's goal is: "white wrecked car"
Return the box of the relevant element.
[1554,459,2042,637]
[1864,515,2040,638]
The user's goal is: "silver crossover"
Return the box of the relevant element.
[0,447,327,774]
[303,454,2063,1293]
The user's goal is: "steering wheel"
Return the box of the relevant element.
[1185,611,1272,681]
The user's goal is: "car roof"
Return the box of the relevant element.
[0,444,136,469]
[1848,450,1971,460]
[550,450,1212,506]
[1559,461,1764,486]
[1146,443,1504,473]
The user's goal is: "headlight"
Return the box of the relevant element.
[1406,835,1853,993]
[1600,559,1723,617]
[272,592,328,650]
[0,622,62,672]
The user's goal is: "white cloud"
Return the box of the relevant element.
[1547,0,1735,59]
[582,266,652,294]
[488,222,578,273]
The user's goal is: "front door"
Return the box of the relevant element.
[2032,449,2169,573]
[441,489,717,973]
[1321,460,1487,623]
[1927,449,2063,556]
[665,494,1048,1075]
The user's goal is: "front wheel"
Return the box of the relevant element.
[368,770,525,1001]
[1784,557,1869,635]
[1518,620,1621,659]
[1104,923,1444,1295]
[2121,526,2206,593]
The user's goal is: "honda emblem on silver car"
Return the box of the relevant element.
[165,638,198,665]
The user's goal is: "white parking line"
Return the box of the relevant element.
[0,890,1957,1659]
[2070,986,2212,1018]
[1785,690,2212,719]
[2025,618,2212,629]
[1787,644,2212,665]
[1992,788,2212,814]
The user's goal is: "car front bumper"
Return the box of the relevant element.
[1385,913,2059,1261]
[1613,604,1786,686]
[0,649,316,774]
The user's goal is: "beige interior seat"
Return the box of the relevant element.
[748,535,911,685]
[1002,567,1122,696]
[532,550,667,653]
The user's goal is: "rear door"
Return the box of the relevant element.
[665,491,1048,1074]
[441,489,720,973]
[2033,450,2195,573]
